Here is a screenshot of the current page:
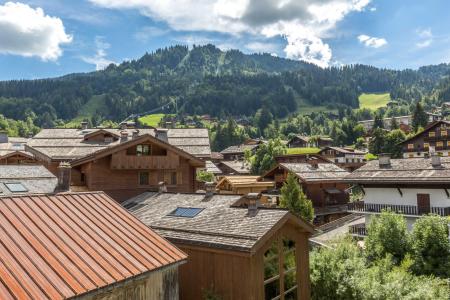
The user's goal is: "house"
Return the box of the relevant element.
[319,147,366,171]
[261,162,351,225]
[220,140,264,160]
[124,191,314,300]
[216,160,251,175]
[216,175,275,196]
[358,113,440,132]
[0,191,187,299]
[204,160,223,176]
[0,165,58,195]
[346,154,450,235]
[287,135,333,149]
[275,154,332,164]
[25,126,210,201]
[399,120,450,158]
[0,132,38,165]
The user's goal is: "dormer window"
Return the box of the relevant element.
[429,131,435,137]
[137,144,151,156]
[104,136,113,143]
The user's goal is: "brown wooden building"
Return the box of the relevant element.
[0,134,38,165]
[261,162,350,225]
[399,120,450,158]
[0,192,187,299]
[216,175,275,195]
[125,192,315,300]
[318,147,366,172]
[287,135,333,149]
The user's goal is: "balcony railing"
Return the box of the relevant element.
[349,223,367,236]
[347,201,450,216]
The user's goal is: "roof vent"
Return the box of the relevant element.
[204,182,215,198]
[378,153,391,168]
[0,131,8,143]
[120,122,127,130]
[158,181,167,193]
[431,152,441,167]
[247,193,261,217]
[120,130,128,141]
[81,121,88,130]
[132,129,140,139]
[155,128,169,142]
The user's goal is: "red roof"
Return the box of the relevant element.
[0,192,186,300]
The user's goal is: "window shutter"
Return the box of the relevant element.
[164,172,170,185]
[177,171,183,185]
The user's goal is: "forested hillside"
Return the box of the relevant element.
[0,44,449,127]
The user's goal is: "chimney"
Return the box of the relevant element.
[81,121,88,130]
[247,193,261,217]
[120,122,127,130]
[431,152,441,167]
[378,153,391,168]
[56,162,71,192]
[120,130,129,142]
[132,129,140,139]
[158,181,167,193]
[0,131,8,143]
[155,128,169,142]
[205,182,215,198]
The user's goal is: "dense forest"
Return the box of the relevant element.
[1,44,450,127]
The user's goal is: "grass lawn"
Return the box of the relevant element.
[358,93,391,110]
[287,147,321,155]
[297,105,338,115]
[138,113,168,127]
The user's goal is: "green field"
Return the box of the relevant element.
[297,105,338,115]
[286,147,321,155]
[358,93,391,110]
[138,114,167,127]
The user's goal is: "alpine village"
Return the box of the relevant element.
[2,1,450,300]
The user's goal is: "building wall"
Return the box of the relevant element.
[77,265,180,300]
[363,187,450,207]
[303,182,350,208]
[0,154,39,165]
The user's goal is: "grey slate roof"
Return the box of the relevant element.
[280,163,350,182]
[205,161,222,175]
[124,193,291,252]
[0,165,57,195]
[27,128,211,160]
[220,160,251,174]
[344,157,450,184]
[0,138,34,158]
[220,144,259,155]
[320,146,366,155]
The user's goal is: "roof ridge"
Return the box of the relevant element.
[151,225,260,241]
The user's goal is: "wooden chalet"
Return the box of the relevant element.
[217,160,251,175]
[0,134,38,165]
[220,143,261,160]
[287,135,332,149]
[0,192,187,299]
[275,154,332,164]
[261,162,350,225]
[216,175,275,195]
[399,120,450,158]
[124,192,314,300]
[318,147,366,172]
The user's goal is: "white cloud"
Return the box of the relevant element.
[81,36,116,70]
[134,26,169,42]
[358,34,387,48]
[416,28,433,48]
[0,2,72,61]
[245,41,279,53]
[369,7,376,11]
[89,0,371,67]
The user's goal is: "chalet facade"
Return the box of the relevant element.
[319,147,366,172]
[124,192,314,300]
[0,192,187,299]
[261,162,350,225]
[287,135,332,149]
[0,134,38,165]
[346,154,450,234]
[25,127,210,201]
[220,143,260,160]
[399,120,450,158]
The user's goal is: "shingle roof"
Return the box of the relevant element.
[219,160,251,174]
[0,138,34,159]
[125,193,313,252]
[205,161,222,175]
[217,176,274,188]
[220,144,259,155]
[320,147,366,155]
[345,157,450,184]
[0,165,57,195]
[0,192,186,300]
[277,163,350,182]
[27,128,211,160]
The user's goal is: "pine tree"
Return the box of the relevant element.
[280,173,314,222]
[373,113,384,130]
[390,117,399,130]
[412,102,428,132]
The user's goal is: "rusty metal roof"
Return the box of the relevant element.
[0,192,186,300]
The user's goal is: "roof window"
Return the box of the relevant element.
[5,183,28,193]
[168,207,203,218]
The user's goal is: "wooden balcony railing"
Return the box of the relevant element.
[348,201,450,216]
[110,152,179,169]
[349,223,367,236]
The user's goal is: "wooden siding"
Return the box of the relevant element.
[110,150,180,170]
[0,154,39,165]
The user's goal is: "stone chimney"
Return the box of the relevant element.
[247,193,261,217]
[57,162,71,192]
[205,182,215,198]
[120,122,127,130]
[81,121,88,130]
[120,130,129,142]
[155,128,169,142]
[158,181,167,193]
[431,152,441,167]
[0,131,8,143]
[378,153,391,168]
[132,129,140,139]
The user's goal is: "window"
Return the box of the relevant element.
[437,141,443,147]
[168,207,203,218]
[409,153,414,158]
[264,238,298,300]
[164,171,181,185]
[4,183,28,193]
[407,144,414,150]
[424,143,430,149]
[447,141,450,147]
[429,131,436,137]
[137,144,151,156]
[442,130,448,136]
[139,172,149,185]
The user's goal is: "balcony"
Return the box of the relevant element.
[347,201,450,217]
[349,223,367,237]
[110,152,179,169]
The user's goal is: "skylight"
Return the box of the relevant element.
[168,207,203,218]
[5,183,28,193]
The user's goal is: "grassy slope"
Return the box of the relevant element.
[286,147,321,154]
[358,93,391,110]
[138,114,166,127]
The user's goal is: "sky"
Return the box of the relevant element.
[1,0,450,80]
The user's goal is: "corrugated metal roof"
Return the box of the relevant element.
[0,192,186,300]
